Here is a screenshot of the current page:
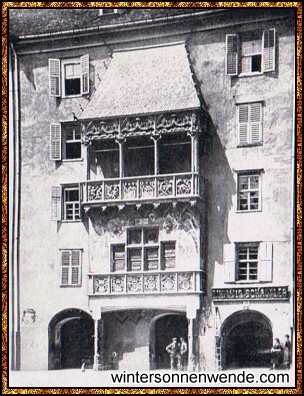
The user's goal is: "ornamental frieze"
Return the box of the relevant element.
[81,111,201,142]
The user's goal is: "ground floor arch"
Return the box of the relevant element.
[220,310,273,370]
[48,309,94,370]
[150,313,188,370]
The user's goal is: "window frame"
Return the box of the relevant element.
[61,58,82,98]
[63,185,81,222]
[110,227,177,273]
[62,123,83,161]
[236,242,259,282]
[236,171,263,213]
[99,8,118,16]
[60,249,82,287]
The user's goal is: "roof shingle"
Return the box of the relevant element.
[80,43,202,120]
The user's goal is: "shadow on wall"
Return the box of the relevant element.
[200,118,236,295]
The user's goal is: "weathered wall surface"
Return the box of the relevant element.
[16,10,294,370]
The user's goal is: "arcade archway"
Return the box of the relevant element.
[150,314,188,370]
[221,310,273,369]
[48,309,94,369]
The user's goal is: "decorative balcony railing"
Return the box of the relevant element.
[88,270,203,296]
[212,286,289,301]
[82,173,203,205]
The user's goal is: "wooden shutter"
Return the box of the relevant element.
[71,250,81,285]
[51,186,62,221]
[223,243,236,282]
[226,34,239,76]
[49,59,61,97]
[61,251,71,285]
[249,102,262,143]
[50,123,61,160]
[259,242,273,282]
[262,29,276,72]
[238,104,249,145]
[80,55,90,95]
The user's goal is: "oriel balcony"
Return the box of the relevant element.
[80,111,205,209]
[82,172,203,207]
[88,270,203,296]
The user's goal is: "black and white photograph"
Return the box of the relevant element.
[6,3,300,390]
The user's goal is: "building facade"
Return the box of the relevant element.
[9,7,295,371]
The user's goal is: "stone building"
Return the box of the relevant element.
[9,7,295,371]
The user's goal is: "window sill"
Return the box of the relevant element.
[60,285,82,288]
[61,94,83,99]
[237,143,263,148]
[236,209,262,213]
[238,72,264,77]
[235,280,259,284]
[62,158,84,163]
[61,220,82,223]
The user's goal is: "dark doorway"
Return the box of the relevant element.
[153,314,188,370]
[222,311,272,369]
[48,309,94,370]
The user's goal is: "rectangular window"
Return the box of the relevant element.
[237,173,261,211]
[49,55,89,97]
[63,124,82,160]
[161,242,176,270]
[226,29,276,76]
[63,186,81,221]
[112,244,125,272]
[111,228,176,272]
[236,243,259,281]
[237,102,263,146]
[60,250,82,286]
[99,9,118,15]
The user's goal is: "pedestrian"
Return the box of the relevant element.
[271,338,283,369]
[166,337,180,370]
[178,337,188,371]
[283,334,291,369]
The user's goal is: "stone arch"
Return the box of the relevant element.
[220,310,273,369]
[48,308,94,370]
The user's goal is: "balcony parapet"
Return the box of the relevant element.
[82,173,204,206]
[212,286,289,302]
[88,270,203,296]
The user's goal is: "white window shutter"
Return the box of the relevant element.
[223,243,236,282]
[238,104,249,145]
[259,242,273,282]
[226,34,239,76]
[71,250,81,285]
[262,29,276,72]
[51,186,62,221]
[50,123,61,160]
[61,251,71,285]
[49,59,61,97]
[80,55,90,95]
[250,102,262,144]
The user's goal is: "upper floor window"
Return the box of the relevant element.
[223,242,273,283]
[50,123,82,161]
[237,102,263,146]
[50,185,81,222]
[226,29,276,76]
[99,8,118,16]
[60,249,82,286]
[111,228,176,272]
[49,55,89,98]
[237,171,262,212]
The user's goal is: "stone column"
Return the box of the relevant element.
[117,137,125,179]
[187,307,197,371]
[92,312,102,371]
[152,134,161,175]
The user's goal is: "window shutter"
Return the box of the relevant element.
[262,29,276,72]
[51,186,62,221]
[50,123,62,160]
[259,242,273,282]
[61,251,70,285]
[80,55,90,95]
[71,250,81,285]
[49,59,61,97]
[226,34,239,76]
[249,102,262,144]
[223,243,236,282]
[238,104,249,145]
